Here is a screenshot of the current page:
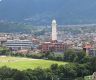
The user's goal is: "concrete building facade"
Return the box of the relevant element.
[5,39,33,51]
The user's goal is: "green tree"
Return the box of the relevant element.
[74,51,86,63]
[64,50,76,62]
[13,71,30,80]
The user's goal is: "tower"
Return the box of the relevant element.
[52,19,57,41]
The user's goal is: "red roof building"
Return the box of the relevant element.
[83,44,93,49]
[40,41,67,53]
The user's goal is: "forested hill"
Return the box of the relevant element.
[0,0,96,25]
[0,22,47,33]
[0,22,35,33]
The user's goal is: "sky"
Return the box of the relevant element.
[0,0,2,2]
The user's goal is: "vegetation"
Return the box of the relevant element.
[0,47,96,79]
[84,76,92,80]
[0,22,46,34]
[0,62,94,80]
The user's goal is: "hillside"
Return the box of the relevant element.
[0,21,49,33]
[0,22,31,33]
[0,0,96,25]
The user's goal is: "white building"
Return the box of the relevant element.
[52,19,57,41]
[5,39,33,51]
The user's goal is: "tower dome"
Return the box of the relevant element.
[52,19,56,24]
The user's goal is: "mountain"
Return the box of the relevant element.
[0,0,96,25]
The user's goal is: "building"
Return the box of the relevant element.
[52,19,57,41]
[83,43,96,56]
[0,37,7,46]
[40,20,68,53]
[40,41,67,53]
[5,39,33,51]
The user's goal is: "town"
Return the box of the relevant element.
[0,20,96,57]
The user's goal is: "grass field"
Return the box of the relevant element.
[0,56,67,70]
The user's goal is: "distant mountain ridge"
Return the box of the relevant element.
[0,0,96,25]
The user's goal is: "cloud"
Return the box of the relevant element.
[0,0,2,2]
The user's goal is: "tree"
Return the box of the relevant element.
[76,64,90,77]
[50,64,59,75]
[0,66,17,79]
[13,71,30,80]
[74,51,86,63]
[87,57,96,73]
[25,68,47,80]
[64,50,76,62]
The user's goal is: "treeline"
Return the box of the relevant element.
[0,62,94,80]
[2,49,92,64]
[0,48,86,63]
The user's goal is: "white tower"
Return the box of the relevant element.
[52,19,57,41]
